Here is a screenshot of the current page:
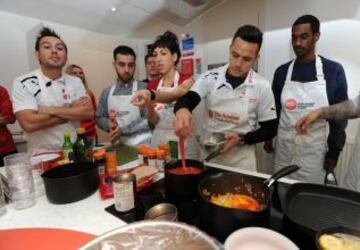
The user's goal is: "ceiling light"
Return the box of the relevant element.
[110,6,117,12]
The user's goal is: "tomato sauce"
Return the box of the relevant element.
[168,166,203,175]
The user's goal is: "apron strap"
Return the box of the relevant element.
[315,55,325,81]
[285,55,325,82]
[285,60,295,82]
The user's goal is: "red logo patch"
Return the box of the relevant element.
[285,98,297,110]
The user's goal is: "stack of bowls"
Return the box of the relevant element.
[4,153,36,209]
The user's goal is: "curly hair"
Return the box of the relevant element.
[152,31,181,65]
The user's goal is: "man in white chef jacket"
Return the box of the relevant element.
[173,25,278,171]
[12,27,94,152]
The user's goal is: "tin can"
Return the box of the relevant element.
[105,149,117,176]
[112,173,137,213]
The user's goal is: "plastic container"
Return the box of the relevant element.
[147,149,157,168]
[156,149,166,172]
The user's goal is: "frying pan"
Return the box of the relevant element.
[198,165,299,242]
[283,183,360,238]
[316,226,360,250]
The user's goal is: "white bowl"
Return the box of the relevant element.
[224,227,299,250]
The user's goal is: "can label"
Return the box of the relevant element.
[148,158,157,168]
[113,182,135,212]
[156,159,165,172]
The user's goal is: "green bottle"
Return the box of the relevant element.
[73,127,92,163]
[62,131,73,161]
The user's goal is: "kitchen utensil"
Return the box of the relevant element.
[316,226,360,250]
[41,162,99,204]
[165,159,206,197]
[144,203,178,221]
[198,165,299,241]
[224,227,299,250]
[78,221,223,250]
[283,183,360,238]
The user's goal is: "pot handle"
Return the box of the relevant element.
[264,165,299,187]
[204,150,222,162]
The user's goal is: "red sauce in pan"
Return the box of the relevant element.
[168,166,203,175]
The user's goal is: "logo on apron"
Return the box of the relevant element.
[284,98,297,111]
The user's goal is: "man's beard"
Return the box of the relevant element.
[118,74,132,83]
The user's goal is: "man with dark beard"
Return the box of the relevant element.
[266,15,348,184]
[96,46,150,145]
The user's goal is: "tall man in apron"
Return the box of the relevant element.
[296,95,360,191]
[96,46,151,146]
[173,25,278,171]
[268,15,348,183]
[12,27,94,153]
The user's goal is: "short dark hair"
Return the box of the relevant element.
[144,53,155,64]
[293,15,320,34]
[152,31,181,65]
[35,27,67,52]
[232,25,263,51]
[113,45,136,61]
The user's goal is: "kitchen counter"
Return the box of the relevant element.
[0,161,141,236]
[0,159,302,246]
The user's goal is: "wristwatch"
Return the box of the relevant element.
[149,89,156,101]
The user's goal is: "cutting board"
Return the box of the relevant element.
[0,228,95,250]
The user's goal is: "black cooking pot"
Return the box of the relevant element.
[41,162,99,204]
[198,165,299,242]
[165,159,206,198]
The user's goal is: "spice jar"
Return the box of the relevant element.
[137,144,148,165]
[158,143,170,161]
[156,149,166,172]
[105,149,117,176]
[93,149,106,175]
[147,149,157,168]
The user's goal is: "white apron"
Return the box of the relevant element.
[107,81,151,146]
[204,68,256,171]
[26,70,77,152]
[151,72,199,159]
[274,56,329,183]
[343,124,360,191]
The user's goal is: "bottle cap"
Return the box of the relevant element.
[76,127,86,134]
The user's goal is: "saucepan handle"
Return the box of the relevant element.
[264,165,299,187]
